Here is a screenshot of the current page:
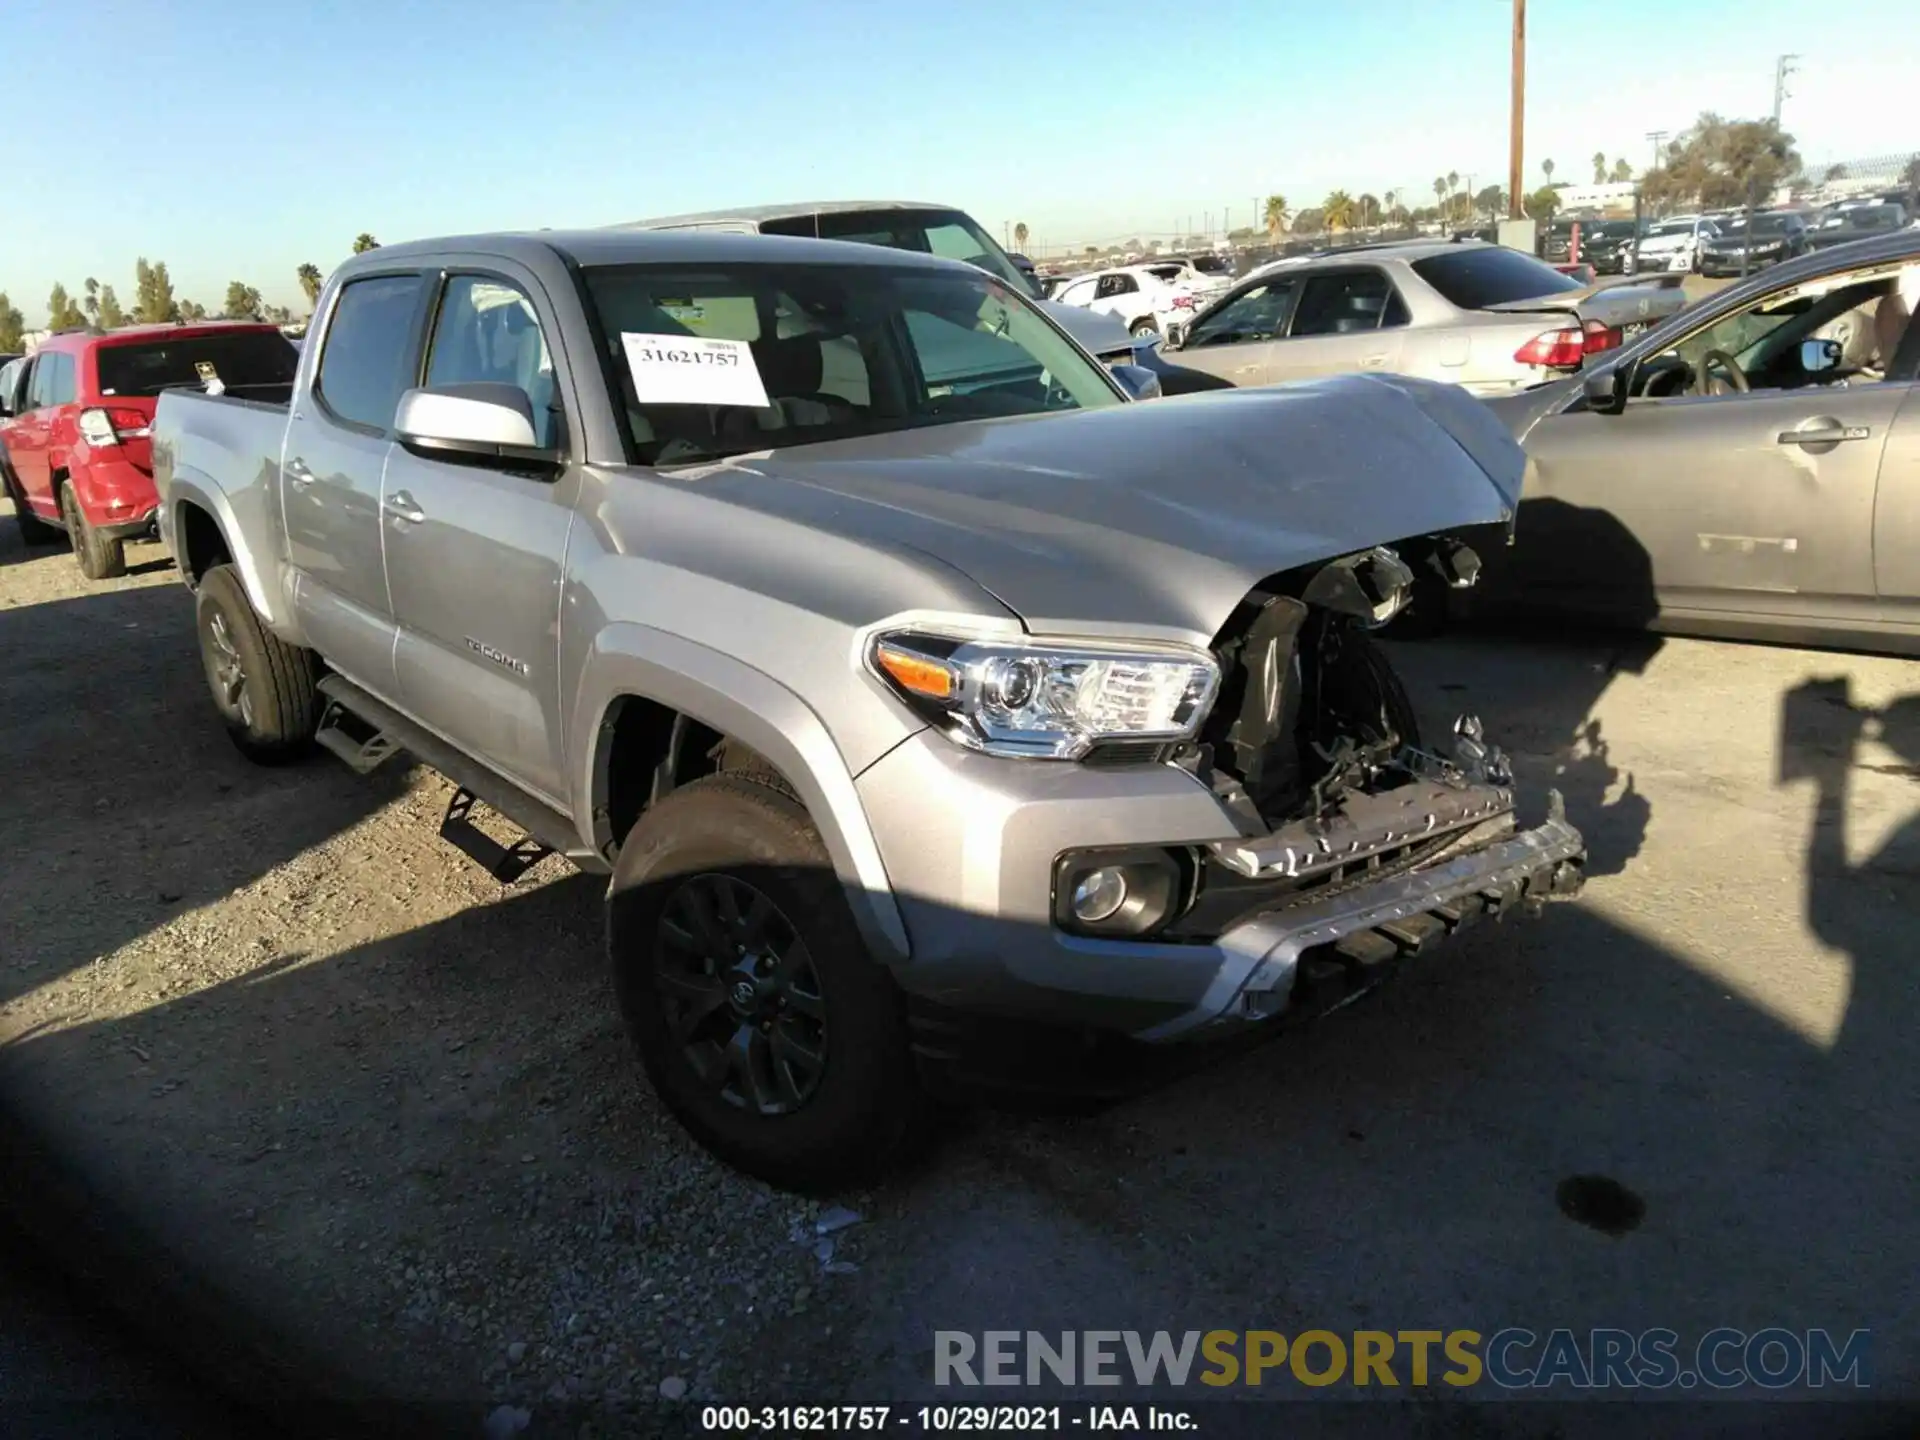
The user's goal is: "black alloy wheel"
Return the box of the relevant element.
[655,872,828,1115]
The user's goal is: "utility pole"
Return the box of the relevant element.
[1646,129,1668,173]
[1507,0,1525,218]
[1771,54,1799,126]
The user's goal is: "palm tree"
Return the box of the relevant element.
[83,277,100,324]
[1263,194,1290,240]
[1593,151,1608,183]
[1323,191,1357,232]
[1542,158,1555,184]
[1383,189,1398,220]
[352,233,380,254]
[1014,221,1029,252]
[1611,158,1634,183]
[1446,170,1460,201]
[297,263,324,307]
[1357,193,1380,229]
[1433,176,1447,209]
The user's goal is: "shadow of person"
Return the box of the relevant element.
[1786,680,1920,1070]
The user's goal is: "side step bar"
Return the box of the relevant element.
[314,674,606,879]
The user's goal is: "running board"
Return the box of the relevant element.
[313,674,606,878]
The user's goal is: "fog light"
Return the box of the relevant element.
[1071,867,1129,924]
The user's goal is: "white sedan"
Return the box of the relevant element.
[1049,263,1208,337]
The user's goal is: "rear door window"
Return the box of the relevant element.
[95,331,299,399]
[316,274,428,431]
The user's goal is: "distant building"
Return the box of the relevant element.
[1550,180,1638,216]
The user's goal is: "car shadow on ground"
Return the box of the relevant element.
[0,577,410,1011]
[2,661,1916,1436]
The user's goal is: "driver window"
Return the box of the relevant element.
[1186,279,1297,348]
[1639,264,1918,400]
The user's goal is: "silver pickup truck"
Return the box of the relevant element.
[152,228,1585,1189]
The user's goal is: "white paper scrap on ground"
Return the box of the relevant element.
[621,332,770,409]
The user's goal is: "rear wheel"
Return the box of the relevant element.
[194,563,319,764]
[608,774,919,1191]
[1129,316,1160,337]
[60,484,126,580]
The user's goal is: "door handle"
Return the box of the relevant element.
[384,490,425,524]
[1777,421,1869,447]
[285,458,316,486]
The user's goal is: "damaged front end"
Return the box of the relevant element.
[1140,531,1586,1038]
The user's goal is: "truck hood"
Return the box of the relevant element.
[687,373,1526,647]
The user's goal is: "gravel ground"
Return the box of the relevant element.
[2,498,1916,1438]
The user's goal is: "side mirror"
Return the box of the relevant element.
[1800,337,1842,373]
[1108,363,1164,401]
[1581,362,1626,414]
[394,383,560,468]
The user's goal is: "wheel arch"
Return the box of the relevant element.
[162,474,290,630]
[574,624,910,964]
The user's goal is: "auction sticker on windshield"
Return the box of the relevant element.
[621,332,770,408]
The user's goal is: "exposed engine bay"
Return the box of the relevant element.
[1173,530,1582,931]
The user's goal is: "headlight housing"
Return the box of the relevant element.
[868,631,1220,760]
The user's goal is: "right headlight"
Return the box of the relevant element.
[867,631,1220,760]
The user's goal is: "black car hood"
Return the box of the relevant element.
[686,374,1526,648]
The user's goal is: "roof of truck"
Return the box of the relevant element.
[345,228,973,272]
[618,200,959,231]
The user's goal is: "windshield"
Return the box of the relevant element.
[94,330,299,398]
[1411,247,1585,309]
[1826,206,1900,230]
[758,208,1037,295]
[1187,254,1234,274]
[583,261,1122,467]
[1647,221,1694,238]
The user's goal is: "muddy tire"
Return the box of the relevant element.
[608,774,919,1192]
[60,484,126,580]
[194,563,319,764]
[3,466,61,546]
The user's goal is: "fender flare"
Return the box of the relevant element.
[573,623,911,964]
[162,472,292,632]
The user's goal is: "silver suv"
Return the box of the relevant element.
[153,228,1585,1188]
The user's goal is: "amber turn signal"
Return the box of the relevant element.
[874,643,955,700]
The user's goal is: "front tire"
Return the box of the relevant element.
[194,563,319,764]
[60,484,126,580]
[608,774,919,1191]
[1129,316,1160,337]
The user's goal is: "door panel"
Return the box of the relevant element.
[1514,383,1907,617]
[385,267,576,803]
[1168,277,1298,385]
[281,413,397,690]
[282,271,431,695]
[385,455,575,802]
[1872,385,1920,601]
[1268,269,1408,383]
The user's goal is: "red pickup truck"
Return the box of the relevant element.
[0,322,298,579]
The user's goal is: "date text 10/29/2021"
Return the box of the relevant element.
[700,1408,1192,1433]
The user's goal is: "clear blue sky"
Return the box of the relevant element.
[3,0,1908,323]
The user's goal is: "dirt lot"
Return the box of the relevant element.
[3,502,1917,1437]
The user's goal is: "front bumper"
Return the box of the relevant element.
[855,724,1587,1043]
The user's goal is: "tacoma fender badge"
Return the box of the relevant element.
[465,638,531,676]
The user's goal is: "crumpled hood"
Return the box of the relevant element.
[696,372,1526,647]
